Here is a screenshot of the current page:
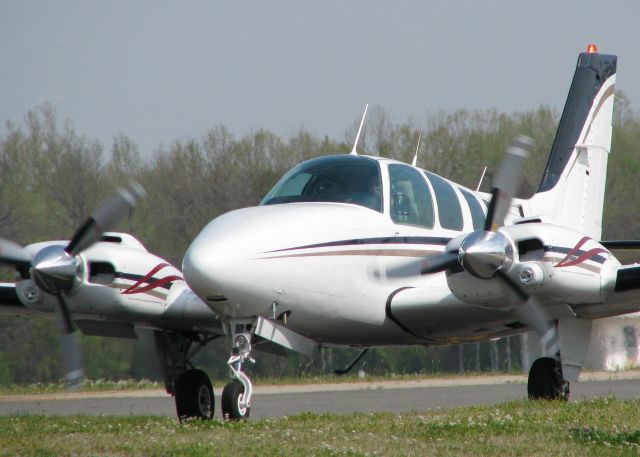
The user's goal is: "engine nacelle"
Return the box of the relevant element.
[446,223,615,309]
[14,232,221,333]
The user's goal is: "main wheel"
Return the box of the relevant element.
[527,357,569,400]
[221,380,250,420]
[175,369,214,420]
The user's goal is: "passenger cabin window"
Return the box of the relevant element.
[260,155,382,212]
[388,164,434,228]
[423,172,464,231]
[460,189,486,230]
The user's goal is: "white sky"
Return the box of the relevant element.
[1,1,639,156]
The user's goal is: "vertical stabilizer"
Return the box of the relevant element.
[528,50,617,240]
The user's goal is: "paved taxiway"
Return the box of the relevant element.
[1,371,639,419]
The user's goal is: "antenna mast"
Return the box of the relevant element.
[350,104,369,156]
[411,132,422,167]
[475,166,488,191]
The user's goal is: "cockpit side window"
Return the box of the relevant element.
[388,164,434,228]
[460,189,486,230]
[274,172,312,198]
[260,155,382,212]
[424,172,464,231]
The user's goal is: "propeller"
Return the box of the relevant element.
[387,136,559,356]
[414,135,532,278]
[0,182,146,387]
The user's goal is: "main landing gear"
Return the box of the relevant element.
[154,330,217,421]
[527,356,569,400]
[175,368,214,419]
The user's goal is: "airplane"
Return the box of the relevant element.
[0,44,635,422]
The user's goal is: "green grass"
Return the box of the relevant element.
[2,398,640,456]
[0,379,164,396]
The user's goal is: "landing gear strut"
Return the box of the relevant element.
[154,330,219,420]
[221,332,254,420]
[527,356,569,400]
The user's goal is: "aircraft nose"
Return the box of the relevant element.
[182,203,387,305]
[182,206,274,301]
[182,223,241,300]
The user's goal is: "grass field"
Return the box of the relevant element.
[0,379,164,396]
[1,398,639,456]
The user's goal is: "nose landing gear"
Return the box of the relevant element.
[221,332,254,420]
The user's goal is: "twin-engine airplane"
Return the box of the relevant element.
[0,46,636,421]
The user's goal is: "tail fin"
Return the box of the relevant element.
[528,50,617,240]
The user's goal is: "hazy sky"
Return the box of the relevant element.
[1,1,639,156]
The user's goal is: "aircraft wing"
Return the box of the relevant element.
[600,239,640,293]
[0,283,33,317]
[614,264,640,292]
[596,264,640,317]
[601,240,640,265]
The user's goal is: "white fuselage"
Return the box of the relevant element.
[183,155,630,346]
[183,201,451,344]
[6,154,633,352]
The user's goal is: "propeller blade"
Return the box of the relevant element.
[380,258,425,279]
[66,182,146,257]
[496,270,559,356]
[513,297,559,356]
[0,238,32,270]
[420,252,460,275]
[54,293,84,389]
[55,293,75,335]
[484,136,533,232]
[60,332,84,390]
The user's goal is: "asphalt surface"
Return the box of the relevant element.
[1,372,639,420]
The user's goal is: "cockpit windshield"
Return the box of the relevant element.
[260,155,382,212]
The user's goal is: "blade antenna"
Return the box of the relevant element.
[475,166,488,191]
[350,104,369,156]
[411,132,422,167]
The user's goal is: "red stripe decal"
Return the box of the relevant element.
[122,263,171,294]
[555,248,609,268]
[122,275,183,295]
[555,237,608,268]
[120,263,183,295]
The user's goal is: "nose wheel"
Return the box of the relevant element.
[222,332,254,420]
[222,380,250,419]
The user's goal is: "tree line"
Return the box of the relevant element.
[0,97,638,384]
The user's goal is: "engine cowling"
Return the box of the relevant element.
[446,223,614,309]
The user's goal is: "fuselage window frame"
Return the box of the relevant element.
[388,163,435,229]
[423,171,464,231]
[460,188,487,231]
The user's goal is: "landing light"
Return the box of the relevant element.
[586,43,598,54]
[234,333,252,354]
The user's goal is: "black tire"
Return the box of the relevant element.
[175,369,214,420]
[221,380,250,420]
[527,357,569,400]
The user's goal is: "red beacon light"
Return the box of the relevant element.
[586,43,598,54]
